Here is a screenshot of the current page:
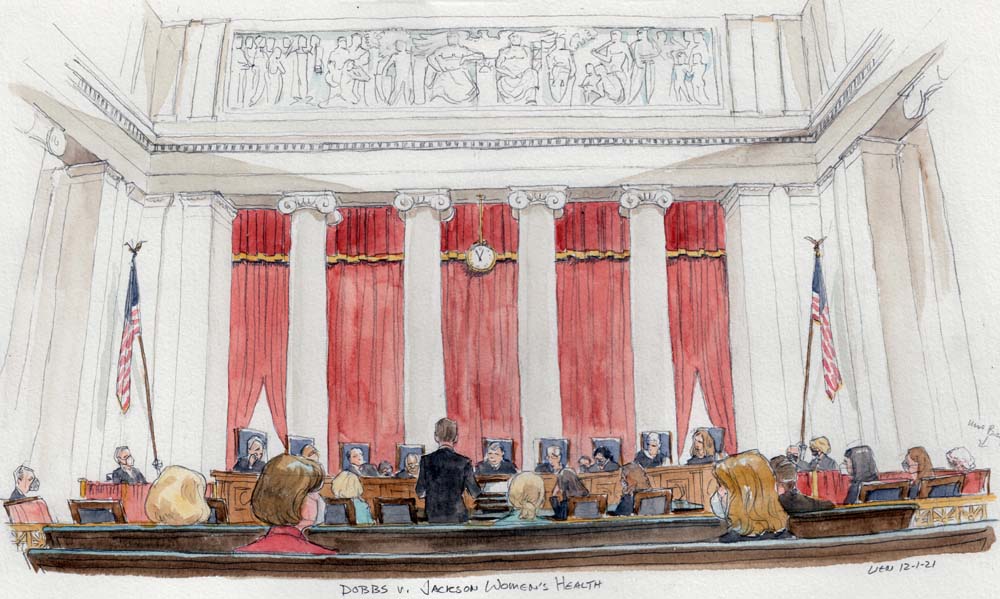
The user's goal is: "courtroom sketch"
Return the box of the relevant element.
[0,0,998,594]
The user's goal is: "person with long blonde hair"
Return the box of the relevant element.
[494,473,549,526]
[711,450,789,542]
[145,465,211,525]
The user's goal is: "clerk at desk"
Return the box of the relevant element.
[109,446,147,484]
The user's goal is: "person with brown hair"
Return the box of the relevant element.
[415,417,481,523]
[711,450,789,542]
[236,454,335,555]
[609,462,652,516]
[902,446,934,499]
[145,465,211,525]
[550,468,589,520]
[686,428,716,465]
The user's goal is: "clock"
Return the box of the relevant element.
[465,242,497,274]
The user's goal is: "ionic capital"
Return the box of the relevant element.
[618,185,674,217]
[393,189,454,222]
[507,186,567,220]
[278,191,343,225]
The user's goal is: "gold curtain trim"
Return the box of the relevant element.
[327,253,404,264]
[666,248,726,258]
[232,252,289,264]
[440,250,518,262]
[556,249,631,261]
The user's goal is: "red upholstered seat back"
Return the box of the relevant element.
[5,498,53,524]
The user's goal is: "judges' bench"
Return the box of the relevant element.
[211,464,714,524]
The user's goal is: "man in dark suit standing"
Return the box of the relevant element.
[109,446,147,484]
[416,418,481,523]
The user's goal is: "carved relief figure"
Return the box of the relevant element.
[628,29,660,104]
[590,30,632,104]
[378,39,415,106]
[545,35,576,104]
[650,30,674,104]
[671,50,693,103]
[425,32,485,105]
[321,57,371,106]
[495,33,539,105]
[265,38,286,105]
[349,33,373,106]
[289,35,315,103]
[247,35,267,107]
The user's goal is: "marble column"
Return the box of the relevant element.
[508,187,565,469]
[832,141,900,465]
[279,192,341,463]
[724,184,794,458]
[12,162,118,520]
[394,189,452,451]
[170,193,236,473]
[619,186,677,460]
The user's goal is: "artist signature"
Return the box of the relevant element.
[967,420,1000,448]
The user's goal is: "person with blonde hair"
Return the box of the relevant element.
[686,428,716,465]
[494,473,549,526]
[237,455,335,554]
[329,470,374,524]
[144,465,211,525]
[792,436,838,472]
[711,450,789,542]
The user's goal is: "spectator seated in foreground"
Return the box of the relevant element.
[902,446,934,500]
[329,471,374,524]
[236,455,335,555]
[494,473,549,526]
[550,468,589,521]
[609,462,652,516]
[144,465,211,525]
[843,445,879,505]
[712,451,790,542]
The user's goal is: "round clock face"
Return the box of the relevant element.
[465,242,497,273]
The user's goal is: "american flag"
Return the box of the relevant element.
[116,254,142,413]
[811,251,843,400]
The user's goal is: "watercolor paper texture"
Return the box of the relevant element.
[0,0,998,596]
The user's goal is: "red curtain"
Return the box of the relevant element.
[326,207,405,469]
[441,204,521,462]
[666,201,737,454]
[227,210,290,465]
[556,202,636,461]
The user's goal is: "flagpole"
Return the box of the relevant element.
[136,331,162,475]
[798,237,824,448]
[127,242,162,476]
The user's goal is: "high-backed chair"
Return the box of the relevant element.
[633,489,673,516]
[918,474,966,499]
[640,431,673,465]
[68,499,126,524]
[707,428,726,456]
[859,480,911,503]
[538,438,569,470]
[373,497,417,525]
[321,497,357,525]
[482,437,516,467]
[339,442,371,473]
[287,435,315,457]
[568,494,608,519]
[591,437,622,465]
[206,498,229,524]
[396,443,425,473]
